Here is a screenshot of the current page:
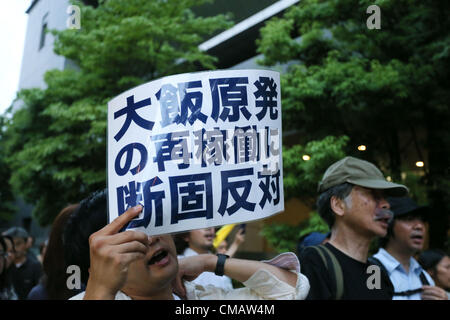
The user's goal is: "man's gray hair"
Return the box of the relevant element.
[316,183,353,228]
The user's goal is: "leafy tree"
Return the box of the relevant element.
[261,211,329,253]
[262,135,347,253]
[2,0,232,225]
[0,116,15,221]
[257,0,450,248]
[283,135,349,205]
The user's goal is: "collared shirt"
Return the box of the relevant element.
[177,248,233,291]
[70,252,310,300]
[373,248,435,300]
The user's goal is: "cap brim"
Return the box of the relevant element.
[348,178,409,197]
[396,204,429,218]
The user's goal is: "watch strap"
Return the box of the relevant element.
[214,254,229,276]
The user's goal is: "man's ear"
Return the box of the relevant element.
[330,196,346,217]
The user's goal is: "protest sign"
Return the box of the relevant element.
[107,69,283,235]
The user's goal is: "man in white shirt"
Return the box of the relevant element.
[176,228,233,290]
[64,190,310,300]
[371,197,448,300]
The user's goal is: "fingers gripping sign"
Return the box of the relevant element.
[85,206,149,299]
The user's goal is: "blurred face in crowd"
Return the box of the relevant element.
[185,228,215,254]
[430,256,450,290]
[121,234,179,299]
[391,213,426,254]
[3,237,15,268]
[333,186,390,238]
[0,242,6,275]
[12,237,28,262]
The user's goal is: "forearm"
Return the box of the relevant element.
[225,242,239,258]
[202,254,297,287]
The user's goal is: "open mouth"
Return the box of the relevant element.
[147,250,168,266]
[411,235,423,241]
[376,217,391,224]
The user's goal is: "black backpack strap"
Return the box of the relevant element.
[309,245,344,300]
[368,257,428,297]
[368,256,394,298]
[367,257,388,275]
[393,288,423,297]
[419,272,430,286]
[392,271,428,297]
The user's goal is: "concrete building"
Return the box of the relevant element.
[18,0,71,91]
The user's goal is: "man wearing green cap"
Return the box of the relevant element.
[299,156,408,299]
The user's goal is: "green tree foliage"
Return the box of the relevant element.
[257,0,450,248]
[283,135,349,204]
[261,211,329,253]
[262,135,347,253]
[0,116,16,221]
[2,0,232,225]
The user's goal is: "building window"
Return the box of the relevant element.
[39,13,49,50]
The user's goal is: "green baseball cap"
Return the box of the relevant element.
[318,156,408,196]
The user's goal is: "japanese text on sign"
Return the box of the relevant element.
[108,70,284,235]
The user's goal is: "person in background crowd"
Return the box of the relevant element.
[2,236,15,264]
[175,227,234,290]
[216,227,246,258]
[297,232,330,256]
[371,197,448,300]
[25,235,39,263]
[299,156,408,300]
[418,249,450,299]
[2,227,42,299]
[37,240,48,265]
[0,235,18,300]
[28,204,84,300]
[64,189,309,300]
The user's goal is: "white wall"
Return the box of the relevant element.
[18,0,70,90]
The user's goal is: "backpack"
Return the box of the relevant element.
[308,246,396,300]
[308,245,344,300]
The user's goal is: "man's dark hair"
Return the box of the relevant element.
[316,183,353,229]
[43,203,80,299]
[418,249,447,271]
[63,189,108,285]
[3,227,29,242]
[173,232,190,255]
[0,235,10,289]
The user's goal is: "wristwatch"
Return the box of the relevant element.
[214,253,229,276]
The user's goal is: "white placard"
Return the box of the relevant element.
[107,69,283,235]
